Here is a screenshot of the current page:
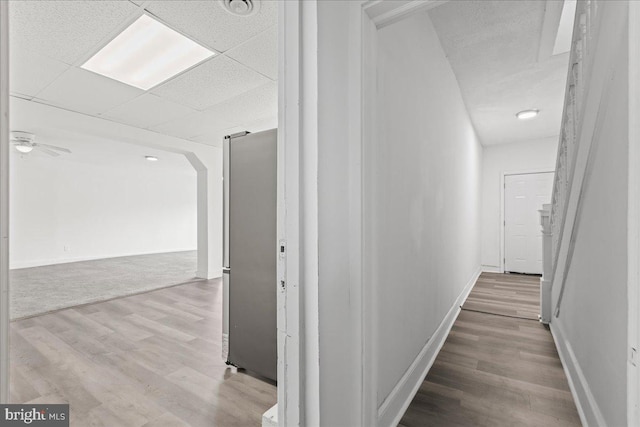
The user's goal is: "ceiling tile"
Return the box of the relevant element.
[36,68,144,116]
[149,111,210,140]
[9,0,140,65]
[144,0,277,52]
[10,49,69,98]
[151,81,276,140]
[151,55,271,110]
[226,26,277,80]
[241,116,278,133]
[202,81,277,123]
[101,94,195,129]
[190,126,245,146]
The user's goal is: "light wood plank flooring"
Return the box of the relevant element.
[9,278,276,427]
[462,272,541,320]
[400,273,581,427]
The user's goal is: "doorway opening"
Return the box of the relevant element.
[1,0,279,425]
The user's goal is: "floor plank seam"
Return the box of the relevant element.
[459,307,541,322]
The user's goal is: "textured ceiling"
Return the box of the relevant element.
[151,55,271,110]
[8,0,278,148]
[144,0,277,52]
[428,0,570,146]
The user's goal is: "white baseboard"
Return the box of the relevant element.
[550,320,606,427]
[481,265,502,273]
[197,269,223,280]
[10,248,198,270]
[262,404,278,427]
[377,266,482,427]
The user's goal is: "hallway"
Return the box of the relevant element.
[400,273,581,426]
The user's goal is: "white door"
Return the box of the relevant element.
[504,172,554,274]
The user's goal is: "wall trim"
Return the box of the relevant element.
[363,0,448,30]
[10,248,199,270]
[550,320,606,427]
[0,0,9,404]
[481,265,502,273]
[201,269,223,280]
[628,2,640,425]
[377,266,481,427]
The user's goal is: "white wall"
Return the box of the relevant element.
[481,137,558,270]
[551,3,629,425]
[10,151,197,269]
[310,4,483,425]
[316,2,361,425]
[373,11,482,409]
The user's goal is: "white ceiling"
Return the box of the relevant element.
[8,0,278,149]
[428,0,571,146]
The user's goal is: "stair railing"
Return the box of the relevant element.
[547,0,603,318]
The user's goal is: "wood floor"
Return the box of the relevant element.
[9,278,276,427]
[400,273,582,427]
[462,272,541,320]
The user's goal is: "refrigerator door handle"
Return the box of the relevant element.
[223,136,230,269]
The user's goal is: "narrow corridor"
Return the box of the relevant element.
[400,273,581,426]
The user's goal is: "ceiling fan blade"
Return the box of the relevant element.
[36,146,61,157]
[35,143,72,154]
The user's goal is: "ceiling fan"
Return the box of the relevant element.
[10,131,72,157]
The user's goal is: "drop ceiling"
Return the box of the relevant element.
[8,0,278,148]
[428,0,571,146]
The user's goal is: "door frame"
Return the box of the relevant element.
[628,0,640,424]
[279,1,449,426]
[501,169,554,274]
[0,0,8,404]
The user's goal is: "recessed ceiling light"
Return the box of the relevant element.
[81,14,215,90]
[516,109,540,120]
[145,155,159,162]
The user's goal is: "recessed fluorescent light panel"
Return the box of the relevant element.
[145,155,159,162]
[82,14,215,90]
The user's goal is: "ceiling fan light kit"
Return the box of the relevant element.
[15,144,33,154]
[10,131,72,157]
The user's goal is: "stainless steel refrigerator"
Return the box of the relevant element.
[222,129,277,382]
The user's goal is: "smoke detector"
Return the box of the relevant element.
[221,0,260,17]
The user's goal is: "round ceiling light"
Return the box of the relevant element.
[516,109,540,120]
[221,0,260,17]
[145,155,159,162]
[15,144,33,153]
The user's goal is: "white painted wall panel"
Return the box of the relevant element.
[9,153,197,269]
[374,12,482,407]
[554,14,629,424]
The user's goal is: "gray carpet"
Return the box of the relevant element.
[10,251,199,320]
